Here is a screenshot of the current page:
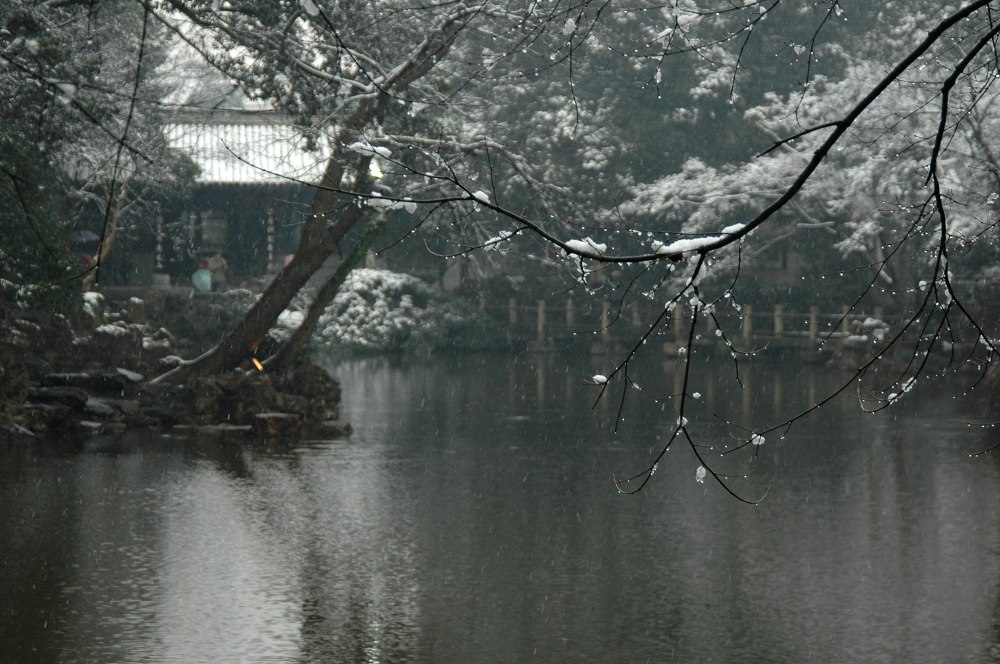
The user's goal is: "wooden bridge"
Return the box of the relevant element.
[484,296,890,354]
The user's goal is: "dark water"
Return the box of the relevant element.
[3,353,1000,663]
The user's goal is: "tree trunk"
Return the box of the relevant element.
[156,197,366,383]
[84,180,129,291]
[268,215,385,372]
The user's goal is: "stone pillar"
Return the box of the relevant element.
[266,208,276,271]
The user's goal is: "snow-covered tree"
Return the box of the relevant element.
[1,1,96,310]
[0,0,197,303]
[531,0,1000,497]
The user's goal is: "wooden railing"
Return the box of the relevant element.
[482,296,890,352]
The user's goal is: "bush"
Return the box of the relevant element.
[273,268,508,353]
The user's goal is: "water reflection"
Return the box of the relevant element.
[1,354,999,663]
[156,463,304,661]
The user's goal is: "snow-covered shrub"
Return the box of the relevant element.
[272,268,502,353]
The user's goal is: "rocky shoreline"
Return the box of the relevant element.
[0,288,351,444]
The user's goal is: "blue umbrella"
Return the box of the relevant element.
[192,268,212,292]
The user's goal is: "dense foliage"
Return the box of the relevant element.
[0,0,196,309]
[272,268,503,353]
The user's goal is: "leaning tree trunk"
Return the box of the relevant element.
[267,215,385,372]
[153,152,367,382]
[159,204,365,382]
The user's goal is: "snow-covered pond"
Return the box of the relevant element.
[2,352,999,663]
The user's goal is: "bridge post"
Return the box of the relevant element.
[742,304,753,344]
[536,300,546,345]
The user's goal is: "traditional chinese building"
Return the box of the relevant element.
[159,107,329,286]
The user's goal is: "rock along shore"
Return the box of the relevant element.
[0,288,350,444]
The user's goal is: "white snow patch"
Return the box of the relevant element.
[82,292,104,319]
[652,223,746,254]
[565,237,607,255]
[654,27,673,43]
[277,310,305,328]
[347,141,391,158]
[366,192,395,208]
[484,230,515,251]
[653,236,719,255]
[53,81,77,103]
[143,338,171,352]
[95,323,129,337]
[116,368,145,382]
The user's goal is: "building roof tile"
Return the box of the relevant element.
[165,111,329,185]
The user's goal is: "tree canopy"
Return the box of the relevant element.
[1,0,197,306]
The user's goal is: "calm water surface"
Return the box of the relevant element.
[2,353,1000,663]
